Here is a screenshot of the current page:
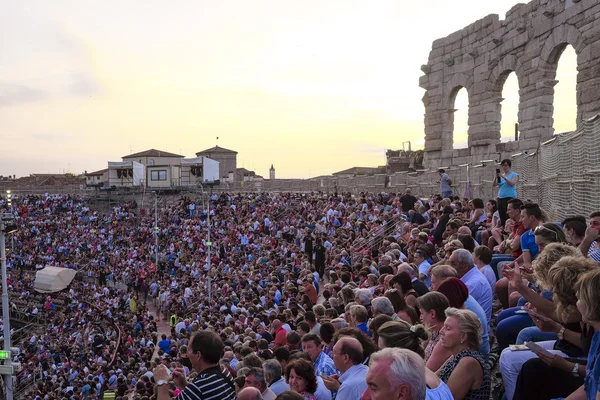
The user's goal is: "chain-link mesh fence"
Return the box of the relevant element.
[261,116,600,220]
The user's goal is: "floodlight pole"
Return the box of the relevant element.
[0,221,14,400]
[154,193,159,268]
[199,184,211,306]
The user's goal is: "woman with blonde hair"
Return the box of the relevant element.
[513,267,600,400]
[376,320,428,358]
[499,256,599,400]
[438,307,491,400]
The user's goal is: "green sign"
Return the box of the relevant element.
[206,241,212,246]
[0,350,9,359]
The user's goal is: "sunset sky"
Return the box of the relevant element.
[1,1,577,179]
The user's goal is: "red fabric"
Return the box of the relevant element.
[273,327,287,347]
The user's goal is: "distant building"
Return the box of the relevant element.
[122,148,185,167]
[84,169,109,187]
[269,164,275,180]
[332,166,385,177]
[109,148,184,188]
[230,168,263,182]
[195,146,238,181]
[106,148,219,188]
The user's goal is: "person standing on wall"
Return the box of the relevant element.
[493,159,519,227]
[439,169,453,199]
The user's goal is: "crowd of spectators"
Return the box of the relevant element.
[1,186,599,400]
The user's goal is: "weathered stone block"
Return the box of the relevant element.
[579,86,600,104]
[432,38,446,49]
[469,114,487,124]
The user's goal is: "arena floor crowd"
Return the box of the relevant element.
[1,184,599,400]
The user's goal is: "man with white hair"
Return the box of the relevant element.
[361,348,427,400]
[371,297,401,322]
[331,318,349,330]
[380,255,393,269]
[449,249,492,321]
[263,359,289,395]
[354,289,372,312]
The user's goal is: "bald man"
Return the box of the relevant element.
[322,337,368,400]
[237,387,264,400]
[272,319,287,347]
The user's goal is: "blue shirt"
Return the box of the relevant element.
[498,172,518,199]
[461,267,493,323]
[520,229,540,260]
[269,377,290,395]
[480,265,497,293]
[588,248,600,264]
[426,380,454,400]
[464,295,490,357]
[158,339,171,353]
[337,364,368,400]
[315,376,333,400]
[418,260,432,288]
[440,173,452,192]
[585,331,600,399]
[314,352,337,376]
[356,322,372,338]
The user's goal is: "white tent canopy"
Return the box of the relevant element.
[34,267,77,293]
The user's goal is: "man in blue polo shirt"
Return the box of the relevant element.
[514,203,543,268]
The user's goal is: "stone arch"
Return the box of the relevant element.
[539,24,585,67]
[441,73,473,151]
[443,73,473,110]
[537,24,584,132]
[487,55,526,143]
[490,55,525,89]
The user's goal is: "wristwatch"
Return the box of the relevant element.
[156,379,168,386]
[557,326,566,340]
[572,362,580,377]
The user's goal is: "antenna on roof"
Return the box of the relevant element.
[216,136,219,147]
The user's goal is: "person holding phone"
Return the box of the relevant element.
[493,159,519,227]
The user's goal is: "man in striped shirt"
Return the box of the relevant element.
[154,331,236,400]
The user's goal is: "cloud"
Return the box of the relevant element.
[0,83,48,107]
[67,72,99,97]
